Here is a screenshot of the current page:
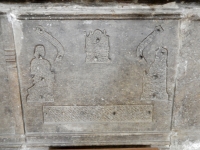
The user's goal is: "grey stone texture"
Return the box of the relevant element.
[0,2,200,150]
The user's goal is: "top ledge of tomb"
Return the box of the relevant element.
[0,2,200,20]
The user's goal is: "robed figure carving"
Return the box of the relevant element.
[27,26,64,102]
[137,25,169,101]
[27,45,54,102]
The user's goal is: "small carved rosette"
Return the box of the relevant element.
[85,29,111,63]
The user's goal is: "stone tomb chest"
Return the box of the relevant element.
[2,9,179,148]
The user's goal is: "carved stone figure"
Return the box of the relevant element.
[137,25,168,101]
[26,26,65,102]
[141,47,168,101]
[27,45,54,102]
[85,29,111,63]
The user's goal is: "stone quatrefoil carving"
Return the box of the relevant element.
[27,26,168,103]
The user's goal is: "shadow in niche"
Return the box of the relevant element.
[50,145,155,150]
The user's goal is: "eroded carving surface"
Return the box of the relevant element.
[27,26,65,102]
[27,45,55,102]
[43,105,153,123]
[137,25,164,60]
[137,26,168,101]
[85,29,111,63]
[18,20,178,134]
[34,26,64,61]
[141,47,168,101]
[4,49,16,62]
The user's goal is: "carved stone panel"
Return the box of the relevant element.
[16,19,178,140]
[43,105,153,123]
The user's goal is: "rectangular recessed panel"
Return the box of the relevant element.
[43,105,153,123]
[17,19,179,134]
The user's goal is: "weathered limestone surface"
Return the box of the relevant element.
[17,19,177,136]
[0,15,24,148]
[171,19,200,150]
[1,2,200,150]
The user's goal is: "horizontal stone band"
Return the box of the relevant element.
[43,105,153,123]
